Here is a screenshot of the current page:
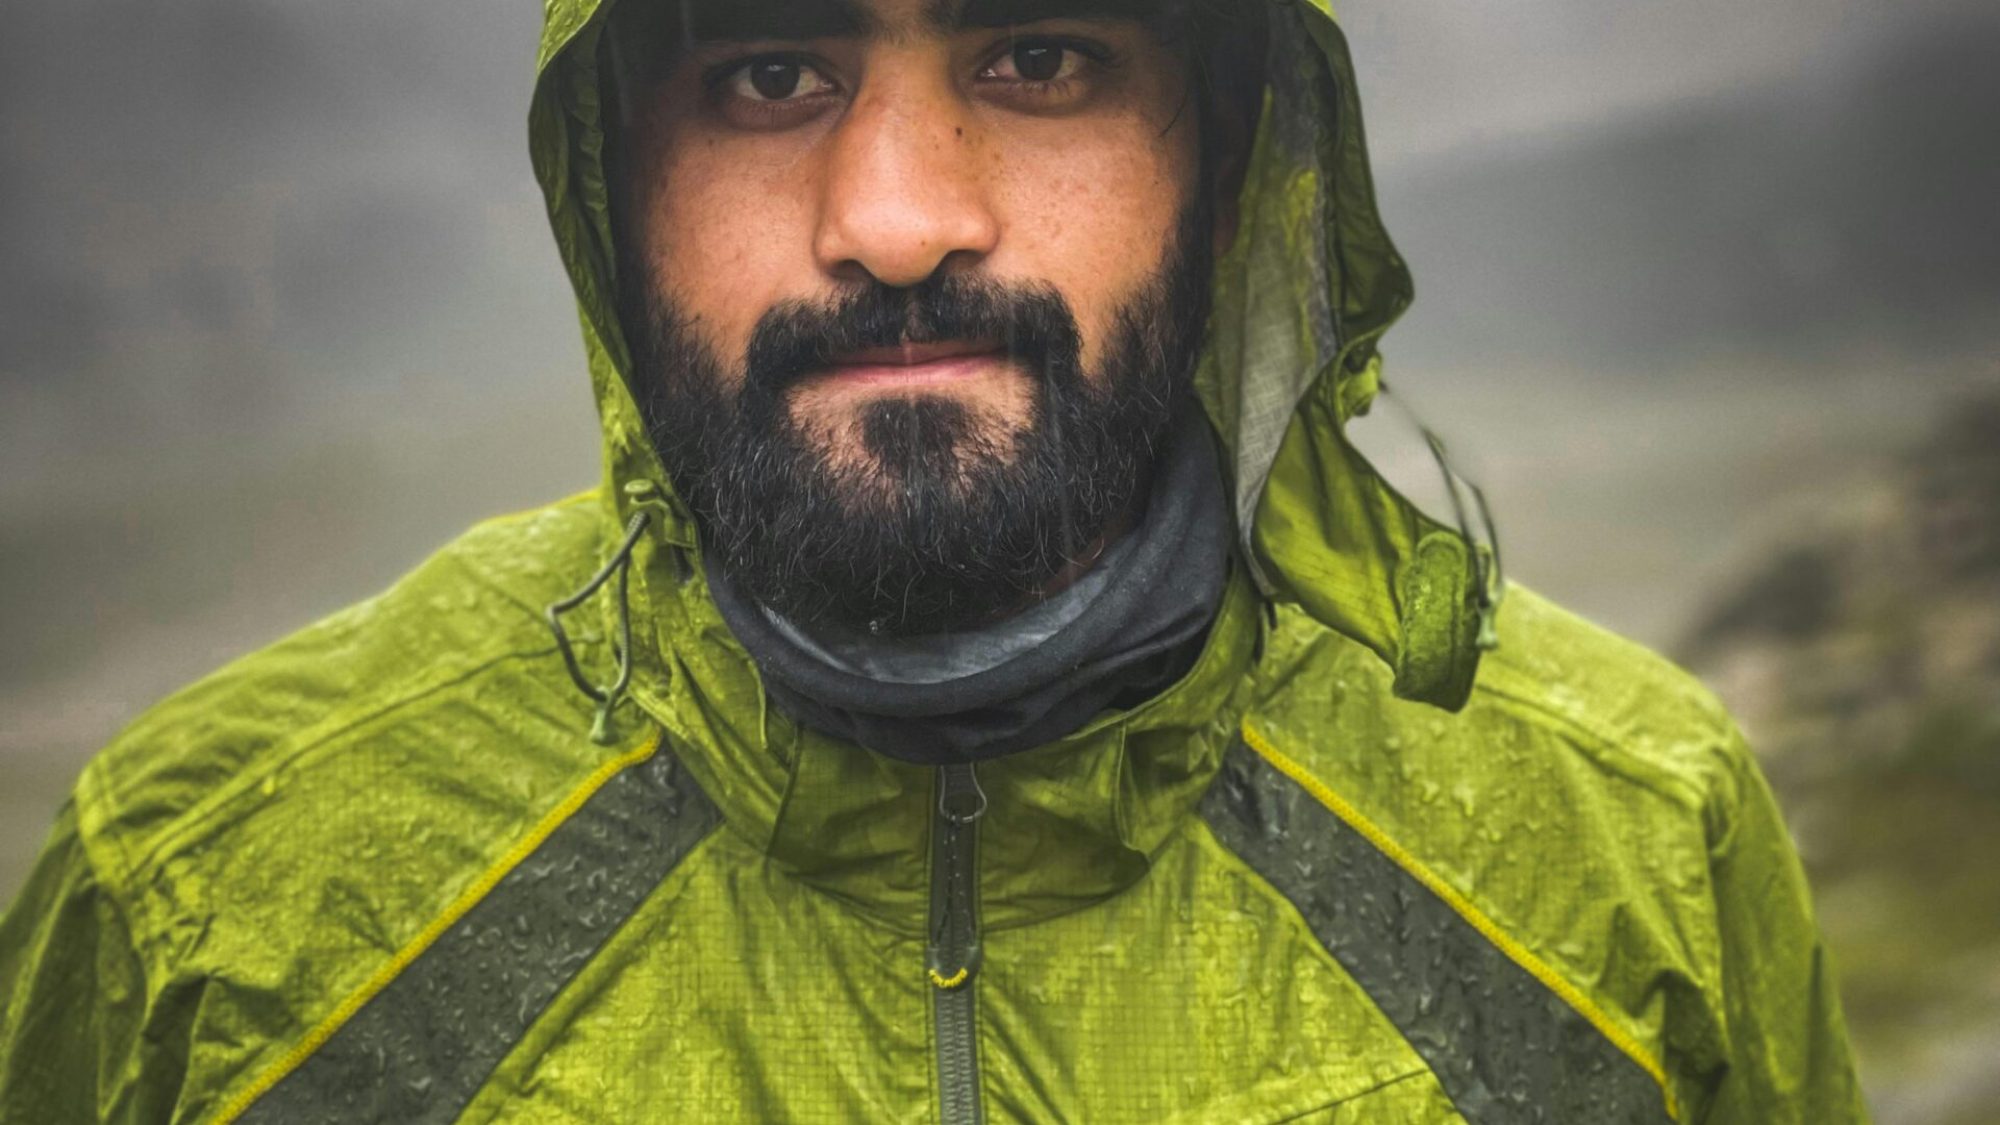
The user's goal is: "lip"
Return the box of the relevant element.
[820,340,1009,389]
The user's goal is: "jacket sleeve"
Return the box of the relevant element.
[0,800,158,1124]
[1699,731,1870,1123]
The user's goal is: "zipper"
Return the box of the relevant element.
[927,762,986,1125]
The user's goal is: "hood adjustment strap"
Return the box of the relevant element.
[547,510,652,744]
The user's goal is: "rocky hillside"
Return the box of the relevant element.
[1679,394,2000,1124]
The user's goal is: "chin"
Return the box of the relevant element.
[799,391,1029,475]
[821,395,1023,501]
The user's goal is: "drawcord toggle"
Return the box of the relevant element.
[547,508,653,744]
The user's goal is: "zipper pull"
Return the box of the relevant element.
[937,761,987,825]
[927,763,985,990]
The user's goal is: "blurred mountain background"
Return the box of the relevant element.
[2,1,1995,1118]
[1678,397,2000,1123]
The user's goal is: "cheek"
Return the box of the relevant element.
[642,133,820,368]
[984,124,1197,370]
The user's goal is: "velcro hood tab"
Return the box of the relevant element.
[1249,357,1485,712]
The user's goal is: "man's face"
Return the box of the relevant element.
[616,0,1219,634]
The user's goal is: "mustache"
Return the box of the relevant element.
[741,274,1085,396]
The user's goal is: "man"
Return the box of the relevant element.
[0,0,1864,1121]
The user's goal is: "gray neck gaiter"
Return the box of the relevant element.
[704,404,1232,765]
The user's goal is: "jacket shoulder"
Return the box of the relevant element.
[1472,583,1742,804]
[1256,582,1742,812]
[67,492,611,894]
[16,492,683,1121]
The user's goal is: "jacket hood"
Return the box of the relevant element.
[530,0,1493,715]
[525,0,1497,922]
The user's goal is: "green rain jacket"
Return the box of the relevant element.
[1,2,1866,1122]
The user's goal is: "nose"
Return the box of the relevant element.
[813,67,1000,289]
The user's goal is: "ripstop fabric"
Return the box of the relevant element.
[1,1,1867,1121]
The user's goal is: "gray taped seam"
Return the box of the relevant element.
[239,739,723,1125]
[1199,739,1673,1125]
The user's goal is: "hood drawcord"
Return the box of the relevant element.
[1380,386,1508,651]
[1420,429,1505,651]
[547,510,652,745]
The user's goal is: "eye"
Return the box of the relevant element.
[981,38,1090,85]
[723,55,837,103]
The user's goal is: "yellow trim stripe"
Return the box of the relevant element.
[1238,720,1679,1121]
[214,730,665,1124]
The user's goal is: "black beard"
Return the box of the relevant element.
[630,200,1213,636]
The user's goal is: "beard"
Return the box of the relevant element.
[629,198,1214,637]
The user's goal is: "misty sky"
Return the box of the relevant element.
[1349,0,1925,159]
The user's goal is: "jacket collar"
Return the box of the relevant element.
[622,524,1262,932]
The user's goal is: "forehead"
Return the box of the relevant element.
[671,0,1169,42]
